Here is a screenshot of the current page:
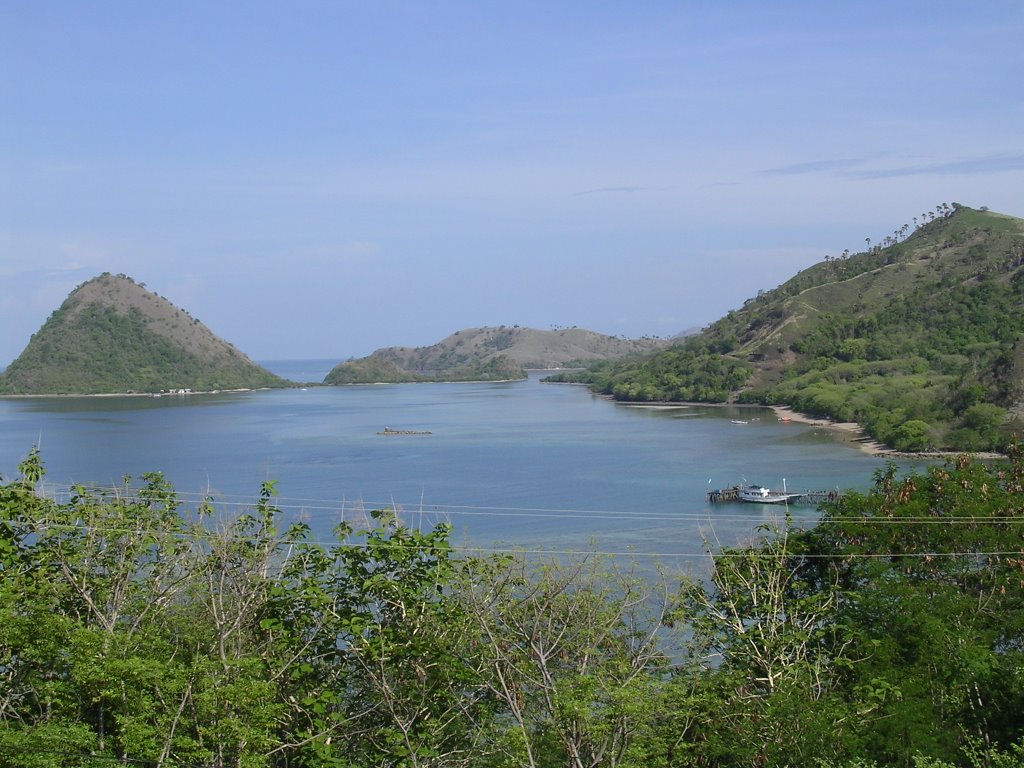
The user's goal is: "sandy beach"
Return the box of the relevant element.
[582,395,1000,460]
[769,405,1005,460]
[769,405,893,456]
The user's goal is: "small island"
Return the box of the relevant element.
[0,273,289,396]
[323,325,668,385]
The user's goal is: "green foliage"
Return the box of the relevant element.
[325,352,527,384]
[324,356,420,384]
[550,337,751,402]
[677,519,863,765]
[0,453,499,767]
[459,555,682,767]
[750,210,1024,450]
[792,452,1024,765]
[893,419,932,451]
[567,206,1024,451]
[4,449,1024,766]
[0,301,286,395]
[818,738,1024,768]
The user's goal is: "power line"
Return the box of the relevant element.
[34,482,832,523]
[16,518,1024,562]
[32,482,1024,526]
[12,482,1024,564]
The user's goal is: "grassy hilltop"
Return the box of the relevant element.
[552,204,1024,452]
[0,273,287,395]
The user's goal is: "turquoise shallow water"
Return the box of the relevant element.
[0,363,921,562]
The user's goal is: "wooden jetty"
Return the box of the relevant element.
[707,485,840,504]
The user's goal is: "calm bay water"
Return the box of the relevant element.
[0,360,918,562]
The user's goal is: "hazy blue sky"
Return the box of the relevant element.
[2,1,1022,365]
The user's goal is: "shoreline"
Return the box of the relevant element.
[768,405,892,456]
[614,398,1003,460]
[0,387,270,400]
[3,381,1005,462]
[769,405,1003,460]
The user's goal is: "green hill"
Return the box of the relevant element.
[551,204,1024,452]
[324,326,668,384]
[0,273,288,395]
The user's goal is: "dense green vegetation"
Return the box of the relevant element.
[324,355,421,384]
[546,338,751,402]
[742,266,1024,451]
[0,304,285,394]
[3,449,1023,766]
[325,352,527,384]
[554,206,1024,452]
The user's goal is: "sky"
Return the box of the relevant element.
[2,1,1023,366]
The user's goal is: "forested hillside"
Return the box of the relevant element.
[2,449,1023,766]
[0,274,287,395]
[551,205,1024,452]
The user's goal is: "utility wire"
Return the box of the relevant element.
[31,481,1024,526]
[17,518,1024,562]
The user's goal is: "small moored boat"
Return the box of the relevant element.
[736,484,801,504]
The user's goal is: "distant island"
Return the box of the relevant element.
[322,326,669,384]
[0,273,287,395]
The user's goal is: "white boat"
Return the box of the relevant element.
[736,484,801,504]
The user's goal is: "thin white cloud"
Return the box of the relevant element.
[573,185,650,196]
[758,153,1024,180]
[759,157,872,176]
[847,153,1024,179]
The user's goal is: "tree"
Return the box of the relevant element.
[0,457,496,767]
[794,454,1024,764]
[893,419,931,451]
[678,519,862,765]
[0,458,292,767]
[326,512,494,767]
[460,553,682,768]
